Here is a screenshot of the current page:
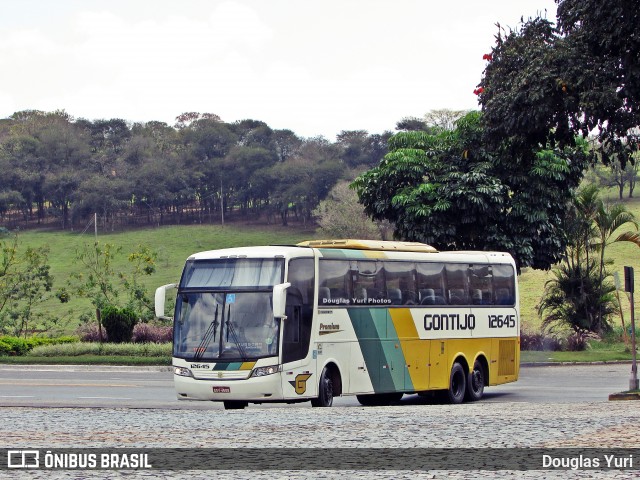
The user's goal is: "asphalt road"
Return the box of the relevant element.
[0,363,634,409]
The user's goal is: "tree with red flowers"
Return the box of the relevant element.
[477,0,640,167]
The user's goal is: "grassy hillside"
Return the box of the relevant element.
[13,223,315,331]
[8,192,640,337]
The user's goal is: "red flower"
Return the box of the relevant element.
[473,87,484,95]
[483,53,493,61]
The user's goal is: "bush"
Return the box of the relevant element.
[132,323,172,343]
[76,323,108,342]
[0,335,79,356]
[0,336,30,356]
[0,339,14,355]
[101,306,137,343]
[566,332,589,351]
[29,341,171,357]
[520,332,563,351]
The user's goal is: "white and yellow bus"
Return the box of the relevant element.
[155,239,519,409]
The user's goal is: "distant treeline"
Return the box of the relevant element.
[0,110,394,231]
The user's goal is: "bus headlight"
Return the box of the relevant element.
[174,366,193,377]
[250,365,281,377]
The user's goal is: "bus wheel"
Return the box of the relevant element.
[311,367,334,407]
[356,392,403,406]
[447,362,466,404]
[466,360,485,401]
[223,401,248,410]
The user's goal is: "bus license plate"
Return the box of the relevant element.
[213,386,230,393]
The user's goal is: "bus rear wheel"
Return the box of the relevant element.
[311,367,334,407]
[465,360,485,401]
[447,362,466,404]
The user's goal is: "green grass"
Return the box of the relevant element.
[0,355,170,365]
[521,348,636,363]
[0,341,172,365]
[13,223,316,329]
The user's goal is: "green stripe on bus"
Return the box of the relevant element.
[212,362,243,371]
[348,308,408,393]
[381,317,413,391]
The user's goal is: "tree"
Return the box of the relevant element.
[479,2,640,170]
[424,109,469,131]
[395,117,429,132]
[121,245,157,320]
[0,233,54,337]
[230,119,275,150]
[312,182,391,240]
[336,130,392,169]
[68,242,157,340]
[537,255,618,335]
[272,129,302,162]
[222,146,278,216]
[87,119,131,154]
[353,112,588,270]
[593,146,639,199]
[174,112,221,129]
[556,0,640,142]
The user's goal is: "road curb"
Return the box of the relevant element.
[0,364,172,372]
[609,392,640,401]
[520,360,633,368]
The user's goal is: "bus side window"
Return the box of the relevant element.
[354,260,382,303]
[469,265,493,305]
[318,260,350,306]
[388,288,403,305]
[492,264,515,306]
[384,261,417,305]
[444,264,469,305]
[416,263,446,305]
[495,288,513,305]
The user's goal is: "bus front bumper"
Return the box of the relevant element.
[174,373,284,402]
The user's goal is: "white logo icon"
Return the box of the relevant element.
[8,450,40,468]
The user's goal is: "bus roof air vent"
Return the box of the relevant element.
[297,239,438,253]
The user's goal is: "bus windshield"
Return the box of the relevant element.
[174,291,279,361]
[181,258,283,288]
[174,258,284,361]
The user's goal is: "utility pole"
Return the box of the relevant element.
[624,266,638,391]
[220,178,224,226]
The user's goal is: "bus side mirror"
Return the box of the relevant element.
[155,283,177,320]
[272,282,291,319]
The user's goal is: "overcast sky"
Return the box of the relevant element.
[0,0,557,140]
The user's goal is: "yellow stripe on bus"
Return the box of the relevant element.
[389,309,430,391]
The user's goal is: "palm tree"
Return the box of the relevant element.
[538,258,618,334]
[538,185,640,335]
[591,201,640,332]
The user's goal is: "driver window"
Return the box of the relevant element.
[284,258,314,363]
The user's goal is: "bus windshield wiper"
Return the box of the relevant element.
[224,304,248,362]
[194,304,219,361]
